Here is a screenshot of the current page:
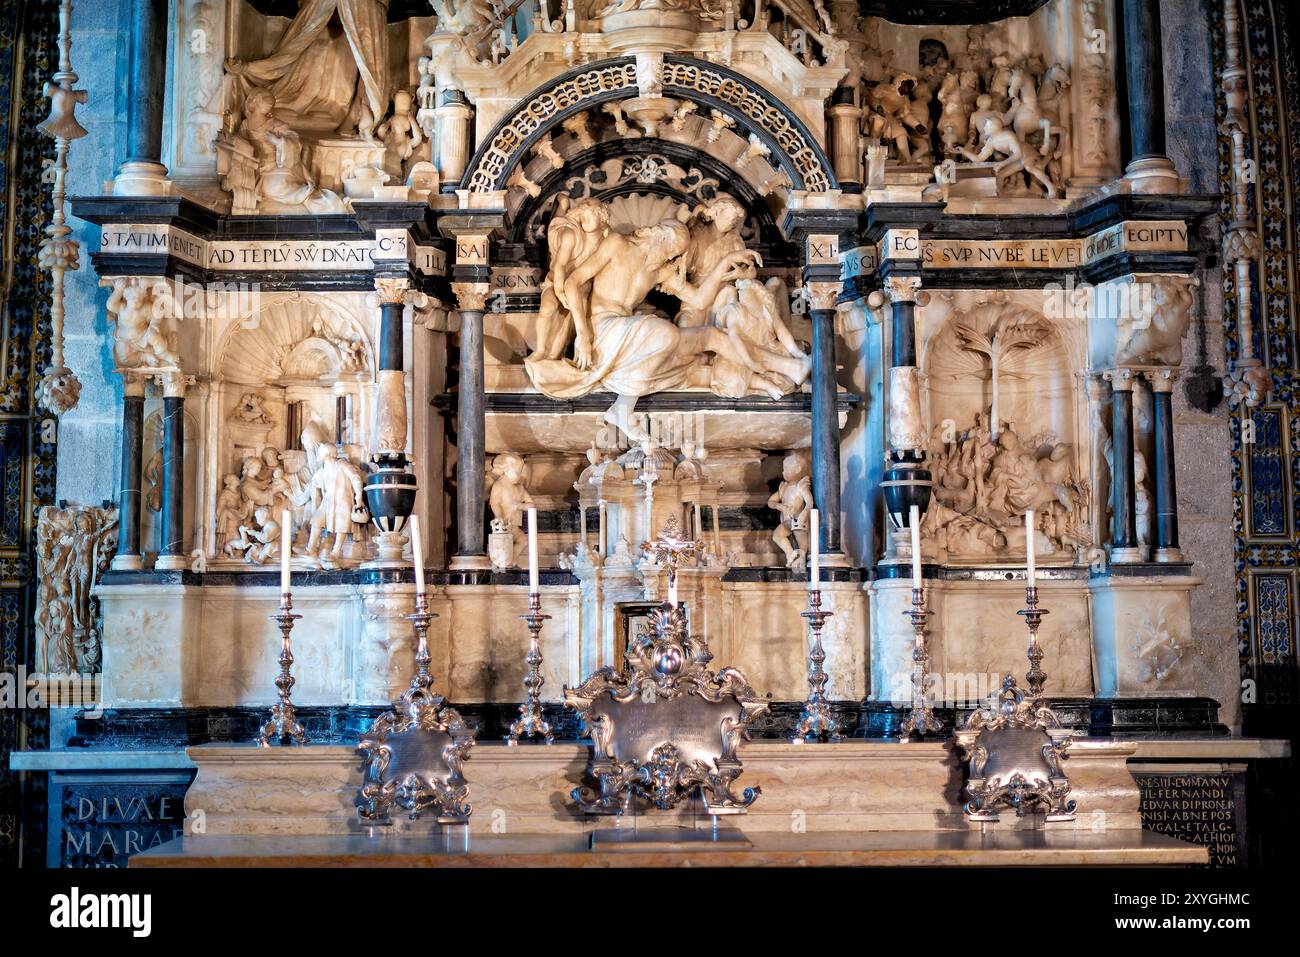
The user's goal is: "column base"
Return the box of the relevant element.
[110,553,144,572]
[111,160,175,197]
[1123,156,1183,195]
[820,550,851,567]
[449,554,492,571]
[154,553,188,571]
[1108,546,1145,564]
[1154,546,1185,563]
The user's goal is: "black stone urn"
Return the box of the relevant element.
[881,463,933,530]
[364,463,417,534]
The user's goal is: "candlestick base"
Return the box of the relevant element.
[899,587,943,743]
[793,589,841,743]
[507,593,554,744]
[1018,586,1050,700]
[256,596,307,747]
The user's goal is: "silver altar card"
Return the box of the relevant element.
[954,674,1077,822]
[356,679,476,826]
[565,601,771,817]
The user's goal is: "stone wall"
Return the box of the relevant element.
[56,0,127,507]
[1162,0,1240,729]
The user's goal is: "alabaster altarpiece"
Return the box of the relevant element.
[35,0,1230,790]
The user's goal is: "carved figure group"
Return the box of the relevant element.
[928,415,1089,560]
[858,32,1071,198]
[524,193,811,441]
[35,505,118,674]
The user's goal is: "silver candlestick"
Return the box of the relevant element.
[1018,585,1050,700]
[507,592,554,744]
[256,593,307,747]
[898,586,943,742]
[405,591,436,691]
[793,589,841,742]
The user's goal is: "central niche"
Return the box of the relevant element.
[922,293,1091,565]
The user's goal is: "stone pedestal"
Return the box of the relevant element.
[1089,571,1202,697]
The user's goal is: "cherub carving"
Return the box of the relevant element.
[768,451,815,569]
[377,89,423,179]
[486,452,534,564]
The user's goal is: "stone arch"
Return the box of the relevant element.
[461,55,837,199]
[502,138,797,266]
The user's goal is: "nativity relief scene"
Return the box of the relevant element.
[12,0,1287,870]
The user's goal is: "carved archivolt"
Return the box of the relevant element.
[463,56,835,195]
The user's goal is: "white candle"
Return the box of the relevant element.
[909,505,922,590]
[808,508,820,591]
[280,510,292,595]
[410,515,426,595]
[527,507,539,595]
[1025,509,1036,586]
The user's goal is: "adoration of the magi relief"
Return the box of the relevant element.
[4,0,1292,875]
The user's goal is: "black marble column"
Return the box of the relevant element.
[159,388,185,564]
[1150,372,1181,559]
[891,297,917,369]
[114,382,144,567]
[456,307,487,561]
[125,0,168,166]
[1121,0,1168,162]
[810,305,842,554]
[1109,371,1139,557]
[378,300,403,373]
